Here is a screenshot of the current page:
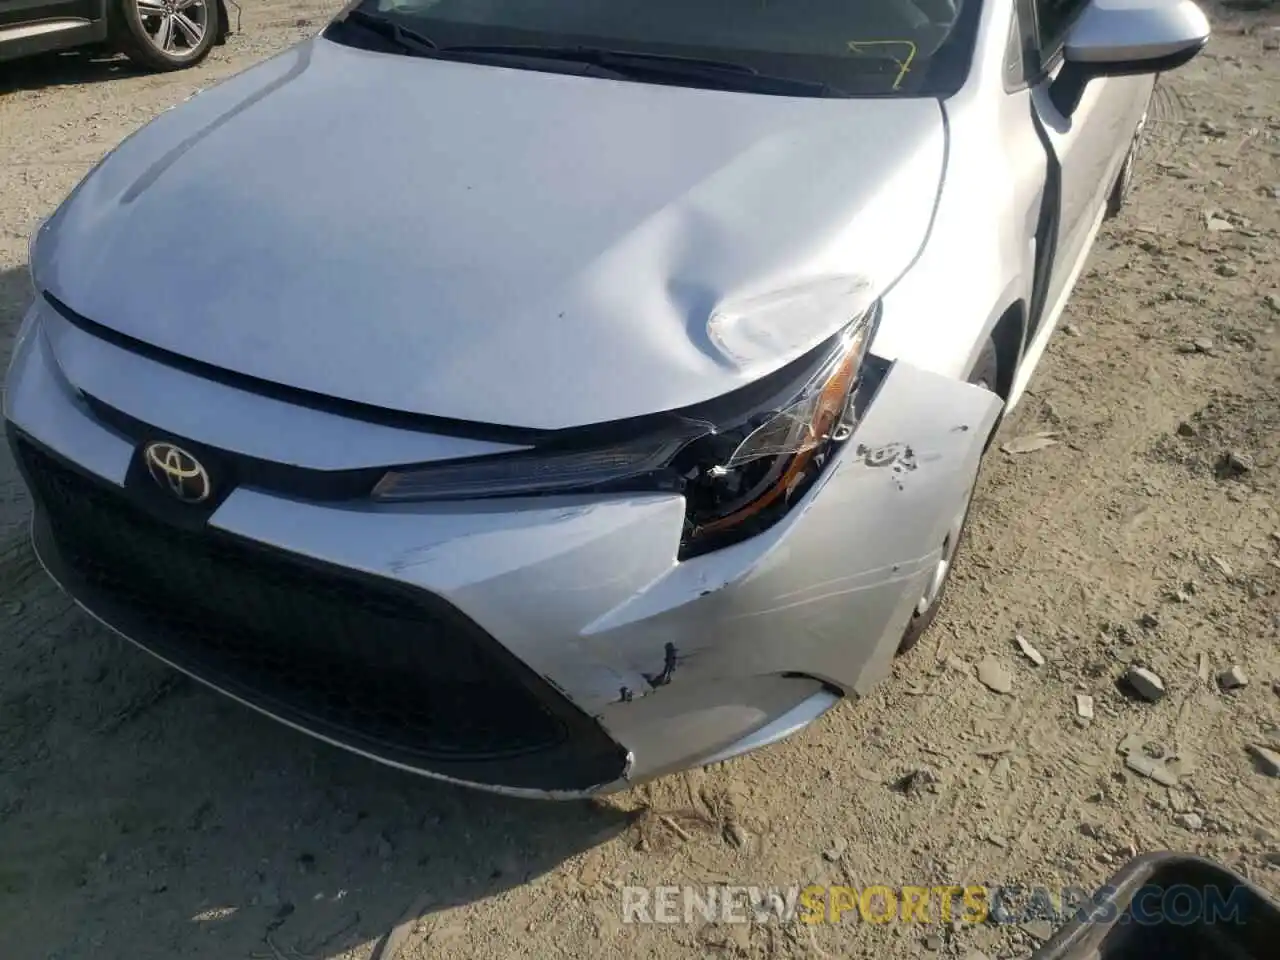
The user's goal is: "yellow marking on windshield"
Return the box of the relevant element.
[846,40,918,91]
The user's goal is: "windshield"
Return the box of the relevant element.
[332,0,980,97]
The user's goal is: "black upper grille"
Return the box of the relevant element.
[11,433,627,791]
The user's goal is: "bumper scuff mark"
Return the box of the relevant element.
[854,441,918,472]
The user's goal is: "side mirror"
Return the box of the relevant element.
[1050,0,1210,117]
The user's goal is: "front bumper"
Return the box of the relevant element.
[3,297,1001,797]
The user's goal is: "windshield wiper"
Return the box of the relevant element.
[337,9,438,57]
[443,46,755,75]
[435,45,838,96]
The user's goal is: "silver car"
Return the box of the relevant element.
[4,0,1208,798]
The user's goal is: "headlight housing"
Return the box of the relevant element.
[673,305,877,555]
[373,303,881,557]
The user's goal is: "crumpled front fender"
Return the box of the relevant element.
[589,359,1002,694]
[587,360,1003,772]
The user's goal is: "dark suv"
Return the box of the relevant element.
[0,0,231,72]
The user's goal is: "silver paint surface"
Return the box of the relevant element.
[35,37,944,430]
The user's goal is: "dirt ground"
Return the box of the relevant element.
[1,4,1278,958]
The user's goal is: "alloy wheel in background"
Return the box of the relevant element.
[113,0,220,72]
[137,0,209,59]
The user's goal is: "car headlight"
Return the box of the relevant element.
[673,303,878,555]
[372,434,689,502]
[373,303,880,556]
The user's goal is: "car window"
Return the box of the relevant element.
[334,0,984,97]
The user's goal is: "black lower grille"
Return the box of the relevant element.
[11,433,626,791]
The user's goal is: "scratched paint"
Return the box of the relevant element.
[853,442,917,471]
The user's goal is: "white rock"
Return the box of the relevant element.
[1217,665,1249,690]
[822,836,847,861]
[1173,812,1203,831]
[1016,634,1046,666]
[977,658,1014,694]
[1125,666,1166,702]
[1000,433,1059,455]
[1248,745,1280,778]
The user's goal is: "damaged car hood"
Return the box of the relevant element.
[34,37,947,431]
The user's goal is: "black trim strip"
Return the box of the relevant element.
[45,292,551,446]
[81,393,387,504]
[45,291,841,452]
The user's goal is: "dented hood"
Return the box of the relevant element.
[35,37,946,430]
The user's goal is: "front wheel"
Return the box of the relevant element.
[895,337,999,655]
[112,0,220,72]
[1105,97,1151,219]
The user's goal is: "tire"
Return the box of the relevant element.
[112,0,220,72]
[895,337,999,655]
[1105,98,1151,219]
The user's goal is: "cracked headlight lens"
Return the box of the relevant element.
[674,303,878,555]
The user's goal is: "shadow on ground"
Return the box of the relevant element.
[0,48,148,96]
[0,264,633,959]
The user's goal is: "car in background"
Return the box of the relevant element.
[0,0,231,71]
[6,0,1210,797]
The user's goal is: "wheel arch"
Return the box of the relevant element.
[988,301,1027,402]
[957,291,1028,399]
[215,0,231,43]
[963,298,1024,452]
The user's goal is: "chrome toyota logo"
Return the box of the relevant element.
[143,442,211,503]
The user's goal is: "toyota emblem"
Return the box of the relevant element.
[143,442,212,504]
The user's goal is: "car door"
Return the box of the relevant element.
[1024,0,1153,326]
[0,0,98,32]
[0,0,103,62]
